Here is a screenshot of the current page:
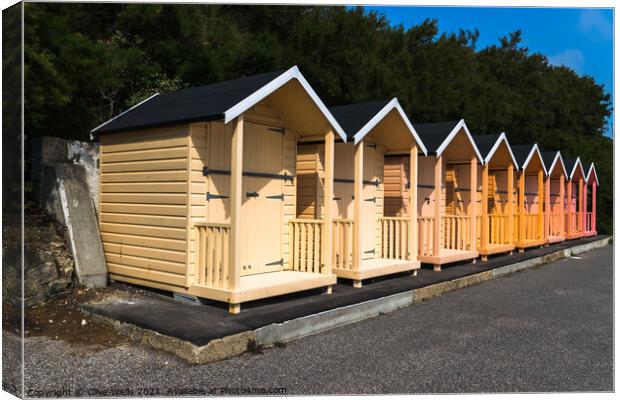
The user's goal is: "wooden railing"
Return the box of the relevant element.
[488,213,511,245]
[513,213,541,242]
[289,219,323,274]
[333,219,354,270]
[417,217,435,257]
[549,212,564,237]
[379,217,409,260]
[194,222,231,289]
[442,215,472,251]
[585,212,593,232]
[566,211,582,234]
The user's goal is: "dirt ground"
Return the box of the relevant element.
[3,286,129,351]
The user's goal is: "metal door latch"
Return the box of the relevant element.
[246,192,259,198]
[206,192,228,201]
[266,193,285,200]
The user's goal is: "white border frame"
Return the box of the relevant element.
[224,66,347,141]
[586,163,599,185]
[547,151,569,179]
[351,98,428,155]
[520,143,548,176]
[435,119,484,162]
[481,132,518,167]
[569,156,586,180]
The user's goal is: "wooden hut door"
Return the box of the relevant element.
[333,143,355,219]
[445,167,458,215]
[361,145,377,260]
[240,122,284,275]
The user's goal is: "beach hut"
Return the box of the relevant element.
[472,133,518,261]
[510,144,547,251]
[584,163,598,237]
[564,157,587,240]
[541,151,568,244]
[92,66,348,313]
[296,99,427,287]
[413,120,483,271]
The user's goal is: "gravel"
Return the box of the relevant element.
[6,245,613,395]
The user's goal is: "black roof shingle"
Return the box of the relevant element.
[93,69,288,134]
[510,144,536,170]
[328,100,392,140]
[472,134,502,160]
[414,121,461,154]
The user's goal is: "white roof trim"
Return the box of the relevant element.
[547,151,568,179]
[223,66,347,142]
[483,132,518,167]
[90,92,160,136]
[351,98,428,155]
[586,163,599,185]
[569,157,586,180]
[435,119,484,162]
[521,144,547,175]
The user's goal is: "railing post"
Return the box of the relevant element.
[481,163,489,255]
[322,129,334,276]
[433,155,442,259]
[592,182,597,232]
[408,145,418,260]
[538,169,544,241]
[228,115,243,297]
[518,170,525,248]
[507,163,514,246]
[470,155,477,254]
[353,141,364,271]
[544,175,550,242]
[567,179,573,236]
[560,176,565,236]
[579,177,585,234]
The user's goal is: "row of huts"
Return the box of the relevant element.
[92,66,600,313]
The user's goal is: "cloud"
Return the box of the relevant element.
[578,9,613,40]
[548,49,586,73]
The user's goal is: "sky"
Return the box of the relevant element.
[364,6,614,137]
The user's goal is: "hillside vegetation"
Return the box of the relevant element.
[17,4,613,233]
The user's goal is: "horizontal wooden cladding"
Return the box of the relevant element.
[101,232,186,252]
[100,125,187,146]
[101,193,187,205]
[100,222,186,240]
[101,203,186,217]
[100,212,186,228]
[102,135,187,155]
[103,242,186,263]
[101,182,187,193]
[104,251,186,275]
[107,264,186,287]
[101,159,187,173]
[102,146,187,164]
[102,170,188,183]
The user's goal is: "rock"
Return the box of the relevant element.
[48,278,70,293]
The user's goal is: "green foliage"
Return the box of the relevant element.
[21,4,613,233]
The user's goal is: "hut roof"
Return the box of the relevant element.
[92,66,347,140]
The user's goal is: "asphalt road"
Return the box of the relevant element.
[9,245,613,395]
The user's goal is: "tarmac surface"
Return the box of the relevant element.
[84,236,606,345]
[9,244,613,394]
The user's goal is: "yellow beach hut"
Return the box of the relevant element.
[92,66,348,313]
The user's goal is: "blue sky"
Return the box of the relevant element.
[364,6,614,137]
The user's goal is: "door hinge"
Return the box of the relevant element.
[265,258,284,266]
[246,191,259,198]
[266,193,285,200]
[267,127,285,134]
[206,192,228,201]
[333,196,341,201]
[364,249,376,254]
[365,197,376,203]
